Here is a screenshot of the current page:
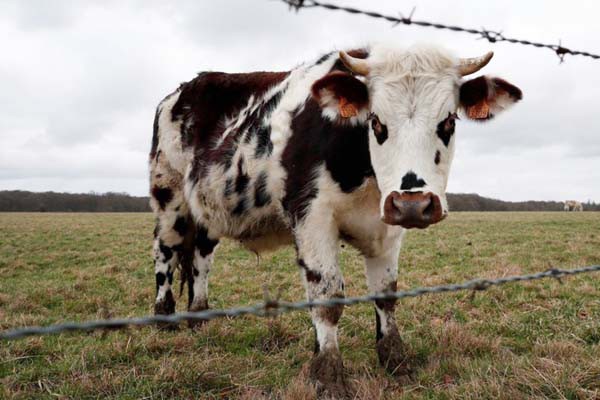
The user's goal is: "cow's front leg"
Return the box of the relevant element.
[365,239,412,375]
[295,214,351,398]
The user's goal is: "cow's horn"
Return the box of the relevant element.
[458,51,494,76]
[339,51,370,76]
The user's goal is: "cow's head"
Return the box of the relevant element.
[311,45,522,229]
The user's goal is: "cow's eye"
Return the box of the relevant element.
[371,116,382,135]
[443,112,458,131]
[369,114,389,145]
[436,112,457,147]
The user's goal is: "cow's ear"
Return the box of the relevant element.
[311,71,369,118]
[459,75,522,121]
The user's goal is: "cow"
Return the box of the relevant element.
[564,200,583,211]
[149,43,522,397]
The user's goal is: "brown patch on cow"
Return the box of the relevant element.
[172,70,289,151]
[173,215,188,237]
[311,71,369,112]
[151,186,173,210]
[282,99,372,220]
[305,269,322,284]
[375,281,397,312]
[460,76,522,120]
[376,326,413,376]
[317,293,344,325]
[434,150,441,165]
[309,348,353,399]
[459,76,489,109]
[150,106,161,159]
[297,258,322,283]
[492,77,523,101]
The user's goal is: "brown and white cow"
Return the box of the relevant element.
[564,200,583,211]
[149,43,522,396]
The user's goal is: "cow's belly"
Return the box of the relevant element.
[237,214,294,253]
[184,164,292,249]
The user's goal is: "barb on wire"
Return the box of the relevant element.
[278,0,600,62]
[1,264,599,341]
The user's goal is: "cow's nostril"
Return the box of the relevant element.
[422,196,435,220]
[392,196,403,212]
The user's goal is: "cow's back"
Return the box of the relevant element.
[150,69,294,246]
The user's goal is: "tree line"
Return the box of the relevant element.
[447,193,600,212]
[0,190,598,212]
[0,191,149,212]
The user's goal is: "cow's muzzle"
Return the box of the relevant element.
[382,191,445,229]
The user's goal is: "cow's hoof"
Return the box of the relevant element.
[377,329,412,376]
[309,349,353,399]
[187,298,209,329]
[154,290,178,330]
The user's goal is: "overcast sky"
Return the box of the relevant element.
[1,0,599,202]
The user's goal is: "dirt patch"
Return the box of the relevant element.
[309,348,353,399]
[376,328,414,376]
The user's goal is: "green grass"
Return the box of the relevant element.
[1,212,599,399]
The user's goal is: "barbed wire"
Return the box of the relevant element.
[279,0,600,63]
[2,264,599,340]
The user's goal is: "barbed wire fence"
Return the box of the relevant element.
[2,265,599,340]
[279,0,600,63]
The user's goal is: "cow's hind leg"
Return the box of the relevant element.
[186,224,219,329]
[152,208,189,319]
[150,156,188,322]
[295,211,352,399]
[365,241,412,375]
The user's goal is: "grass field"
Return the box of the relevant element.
[1,212,599,399]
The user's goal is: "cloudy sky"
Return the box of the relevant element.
[1,0,599,202]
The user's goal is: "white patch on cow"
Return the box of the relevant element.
[295,169,340,267]
[315,321,339,351]
[293,166,345,350]
[364,238,402,336]
[215,95,256,147]
[185,163,230,237]
[374,307,391,335]
[364,44,460,217]
[190,248,214,308]
[155,90,192,175]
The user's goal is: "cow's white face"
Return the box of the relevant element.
[312,44,522,229]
